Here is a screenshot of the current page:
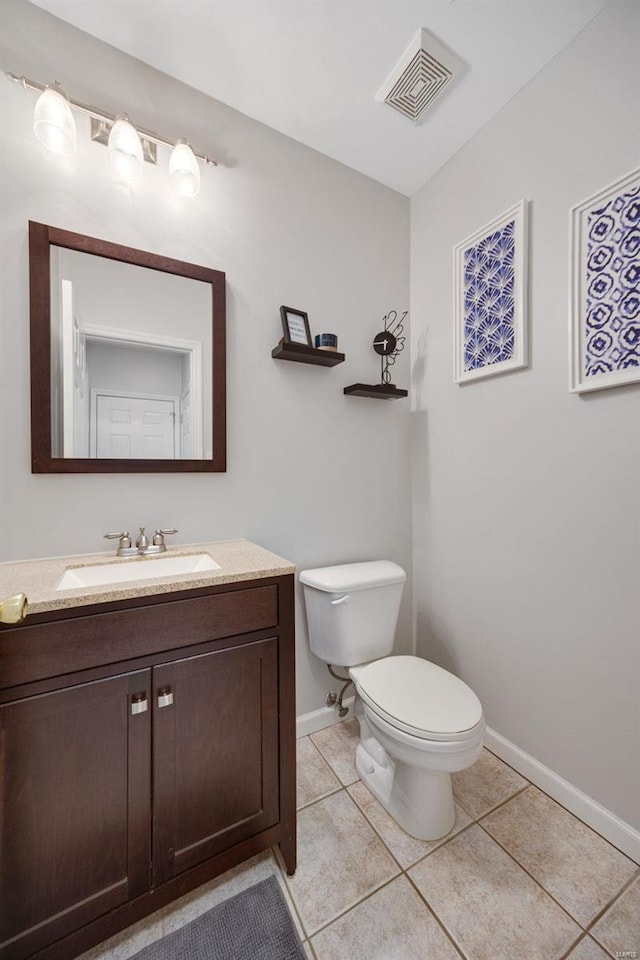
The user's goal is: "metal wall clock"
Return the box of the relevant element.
[344,310,408,400]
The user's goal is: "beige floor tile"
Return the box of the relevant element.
[303,942,315,959]
[283,789,400,935]
[311,875,460,960]
[482,785,637,927]
[297,735,342,809]
[591,875,640,957]
[310,719,360,786]
[409,825,581,960]
[452,747,527,818]
[76,911,163,960]
[565,936,612,960]
[348,779,472,869]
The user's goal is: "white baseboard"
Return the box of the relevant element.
[485,726,640,864]
[296,697,355,739]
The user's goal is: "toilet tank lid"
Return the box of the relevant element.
[299,561,406,592]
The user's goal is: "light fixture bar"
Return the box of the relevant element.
[90,117,158,165]
[6,72,218,166]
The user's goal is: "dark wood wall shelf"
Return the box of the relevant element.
[344,383,408,400]
[272,342,345,367]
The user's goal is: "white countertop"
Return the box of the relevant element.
[0,540,296,616]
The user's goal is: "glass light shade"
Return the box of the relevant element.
[108,115,144,180]
[33,85,76,156]
[169,140,201,197]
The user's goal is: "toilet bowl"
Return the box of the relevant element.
[350,656,484,840]
[299,561,484,842]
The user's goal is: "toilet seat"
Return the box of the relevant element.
[354,655,483,743]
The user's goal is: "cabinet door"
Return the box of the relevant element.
[0,671,151,960]
[152,638,279,884]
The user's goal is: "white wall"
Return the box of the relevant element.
[410,0,640,829]
[0,1,412,718]
[86,341,183,398]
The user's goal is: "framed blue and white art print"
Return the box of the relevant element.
[453,200,528,384]
[569,167,640,393]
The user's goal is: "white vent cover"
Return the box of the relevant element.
[376,29,458,124]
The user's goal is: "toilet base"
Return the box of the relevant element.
[354,699,460,841]
[355,740,455,841]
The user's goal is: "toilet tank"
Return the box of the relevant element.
[299,561,406,667]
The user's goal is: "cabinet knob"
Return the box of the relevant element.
[131,693,148,715]
[158,688,174,709]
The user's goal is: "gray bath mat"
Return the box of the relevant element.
[130,876,306,960]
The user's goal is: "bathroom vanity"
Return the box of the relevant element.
[0,541,296,960]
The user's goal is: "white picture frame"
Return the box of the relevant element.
[453,199,529,384]
[569,167,640,393]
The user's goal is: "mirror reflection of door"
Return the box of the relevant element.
[86,339,188,460]
[50,246,212,460]
[59,278,89,458]
[94,394,177,459]
[52,296,207,461]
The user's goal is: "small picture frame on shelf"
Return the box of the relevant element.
[280,306,312,346]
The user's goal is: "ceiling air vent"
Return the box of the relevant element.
[376,29,459,124]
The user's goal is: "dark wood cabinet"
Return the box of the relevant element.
[0,671,151,960]
[0,575,295,960]
[152,639,279,884]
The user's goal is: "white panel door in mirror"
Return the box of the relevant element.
[50,246,212,459]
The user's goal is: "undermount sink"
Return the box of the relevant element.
[57,553,220,590]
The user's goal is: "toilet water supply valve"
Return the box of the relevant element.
[323,593,353,716]
[325,664,353,718]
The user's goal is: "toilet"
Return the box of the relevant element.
[300,560,484,841]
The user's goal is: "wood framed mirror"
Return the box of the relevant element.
[29,221,226,473]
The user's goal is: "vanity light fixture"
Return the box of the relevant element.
[7,72,218,195]
[169,139,201,197]
[108,114,144,180]
[33,82,77,155]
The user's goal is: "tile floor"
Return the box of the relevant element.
[80,717,639,960]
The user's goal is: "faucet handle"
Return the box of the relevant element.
[104,531,132,548]
[153,528,178,548]
[104,531,136,557]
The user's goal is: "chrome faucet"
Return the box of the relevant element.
[136,527,178,555]
[104,528,178,557]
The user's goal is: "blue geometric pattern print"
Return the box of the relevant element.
[463,220,515,371]
[585,186,640,377]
